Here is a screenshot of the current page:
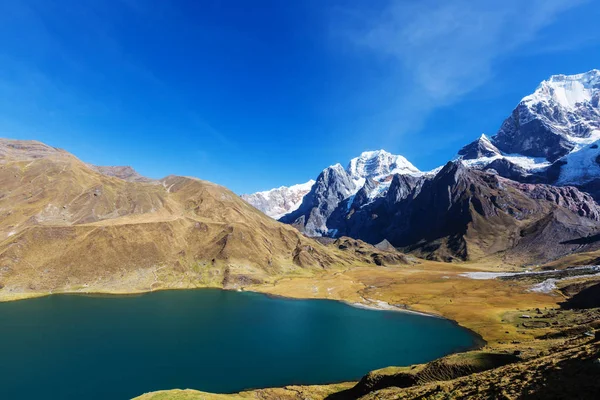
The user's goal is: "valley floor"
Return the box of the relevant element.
[247,260,560,345]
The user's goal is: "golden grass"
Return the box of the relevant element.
[248,261,558,344]
[134,382,355,400]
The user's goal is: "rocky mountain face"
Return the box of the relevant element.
[278,151,422,236]
[331,161,600,264]
[89,165,156,183]
[280,163,358,236]
[240,180,315,219]
[457,134,501,160]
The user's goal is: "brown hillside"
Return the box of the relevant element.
[0,139,403,299]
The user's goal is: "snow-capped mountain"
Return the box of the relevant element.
[278,150,421,236]
[344,150,421,203]
[458,134,551,179]
[345,150,421,203]
[253,70,600,253]
[459,70,600,189]
[241,180,315,219]
[493,69,600,161]
[258,69,600,263]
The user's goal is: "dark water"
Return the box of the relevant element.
[0,289,478,399]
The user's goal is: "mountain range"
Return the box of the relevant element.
[244,69,600,264]
[2,69,600,298]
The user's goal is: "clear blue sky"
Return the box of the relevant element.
[1,0,599,194]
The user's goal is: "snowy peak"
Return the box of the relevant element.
[253,180,315,197]
[492,69,600,162]
[241,180,315,219]
[344,150,420,206]
[524,69,600,110]
[346,149,420,179]
[246,149,420,221]
[454,69,600,190]
[330,163,347,174]
[479,133,495,146]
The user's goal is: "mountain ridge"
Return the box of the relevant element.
[3,70,600,285]
[245,70,600,218]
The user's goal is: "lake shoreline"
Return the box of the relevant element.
[344,298,487,353]
[345,298,441,317]
[0,284,487,353]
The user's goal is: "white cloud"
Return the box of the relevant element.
[335,0,588,136]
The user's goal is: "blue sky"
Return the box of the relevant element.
[1,0,599,194]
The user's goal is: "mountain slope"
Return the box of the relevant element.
[0,139,400,299]
[280,163,357,236]
[90,165,156,183]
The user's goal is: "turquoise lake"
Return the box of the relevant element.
[0,289,478,399]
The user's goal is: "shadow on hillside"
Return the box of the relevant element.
[519,349,600,399]
[325,353,519,400]
[560,233,600,245]
[561,282,600,309]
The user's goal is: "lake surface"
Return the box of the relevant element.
[0,289,478,399]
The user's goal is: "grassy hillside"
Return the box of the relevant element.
[0,139,407,300]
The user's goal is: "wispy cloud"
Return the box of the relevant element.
[334,0,588,138]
